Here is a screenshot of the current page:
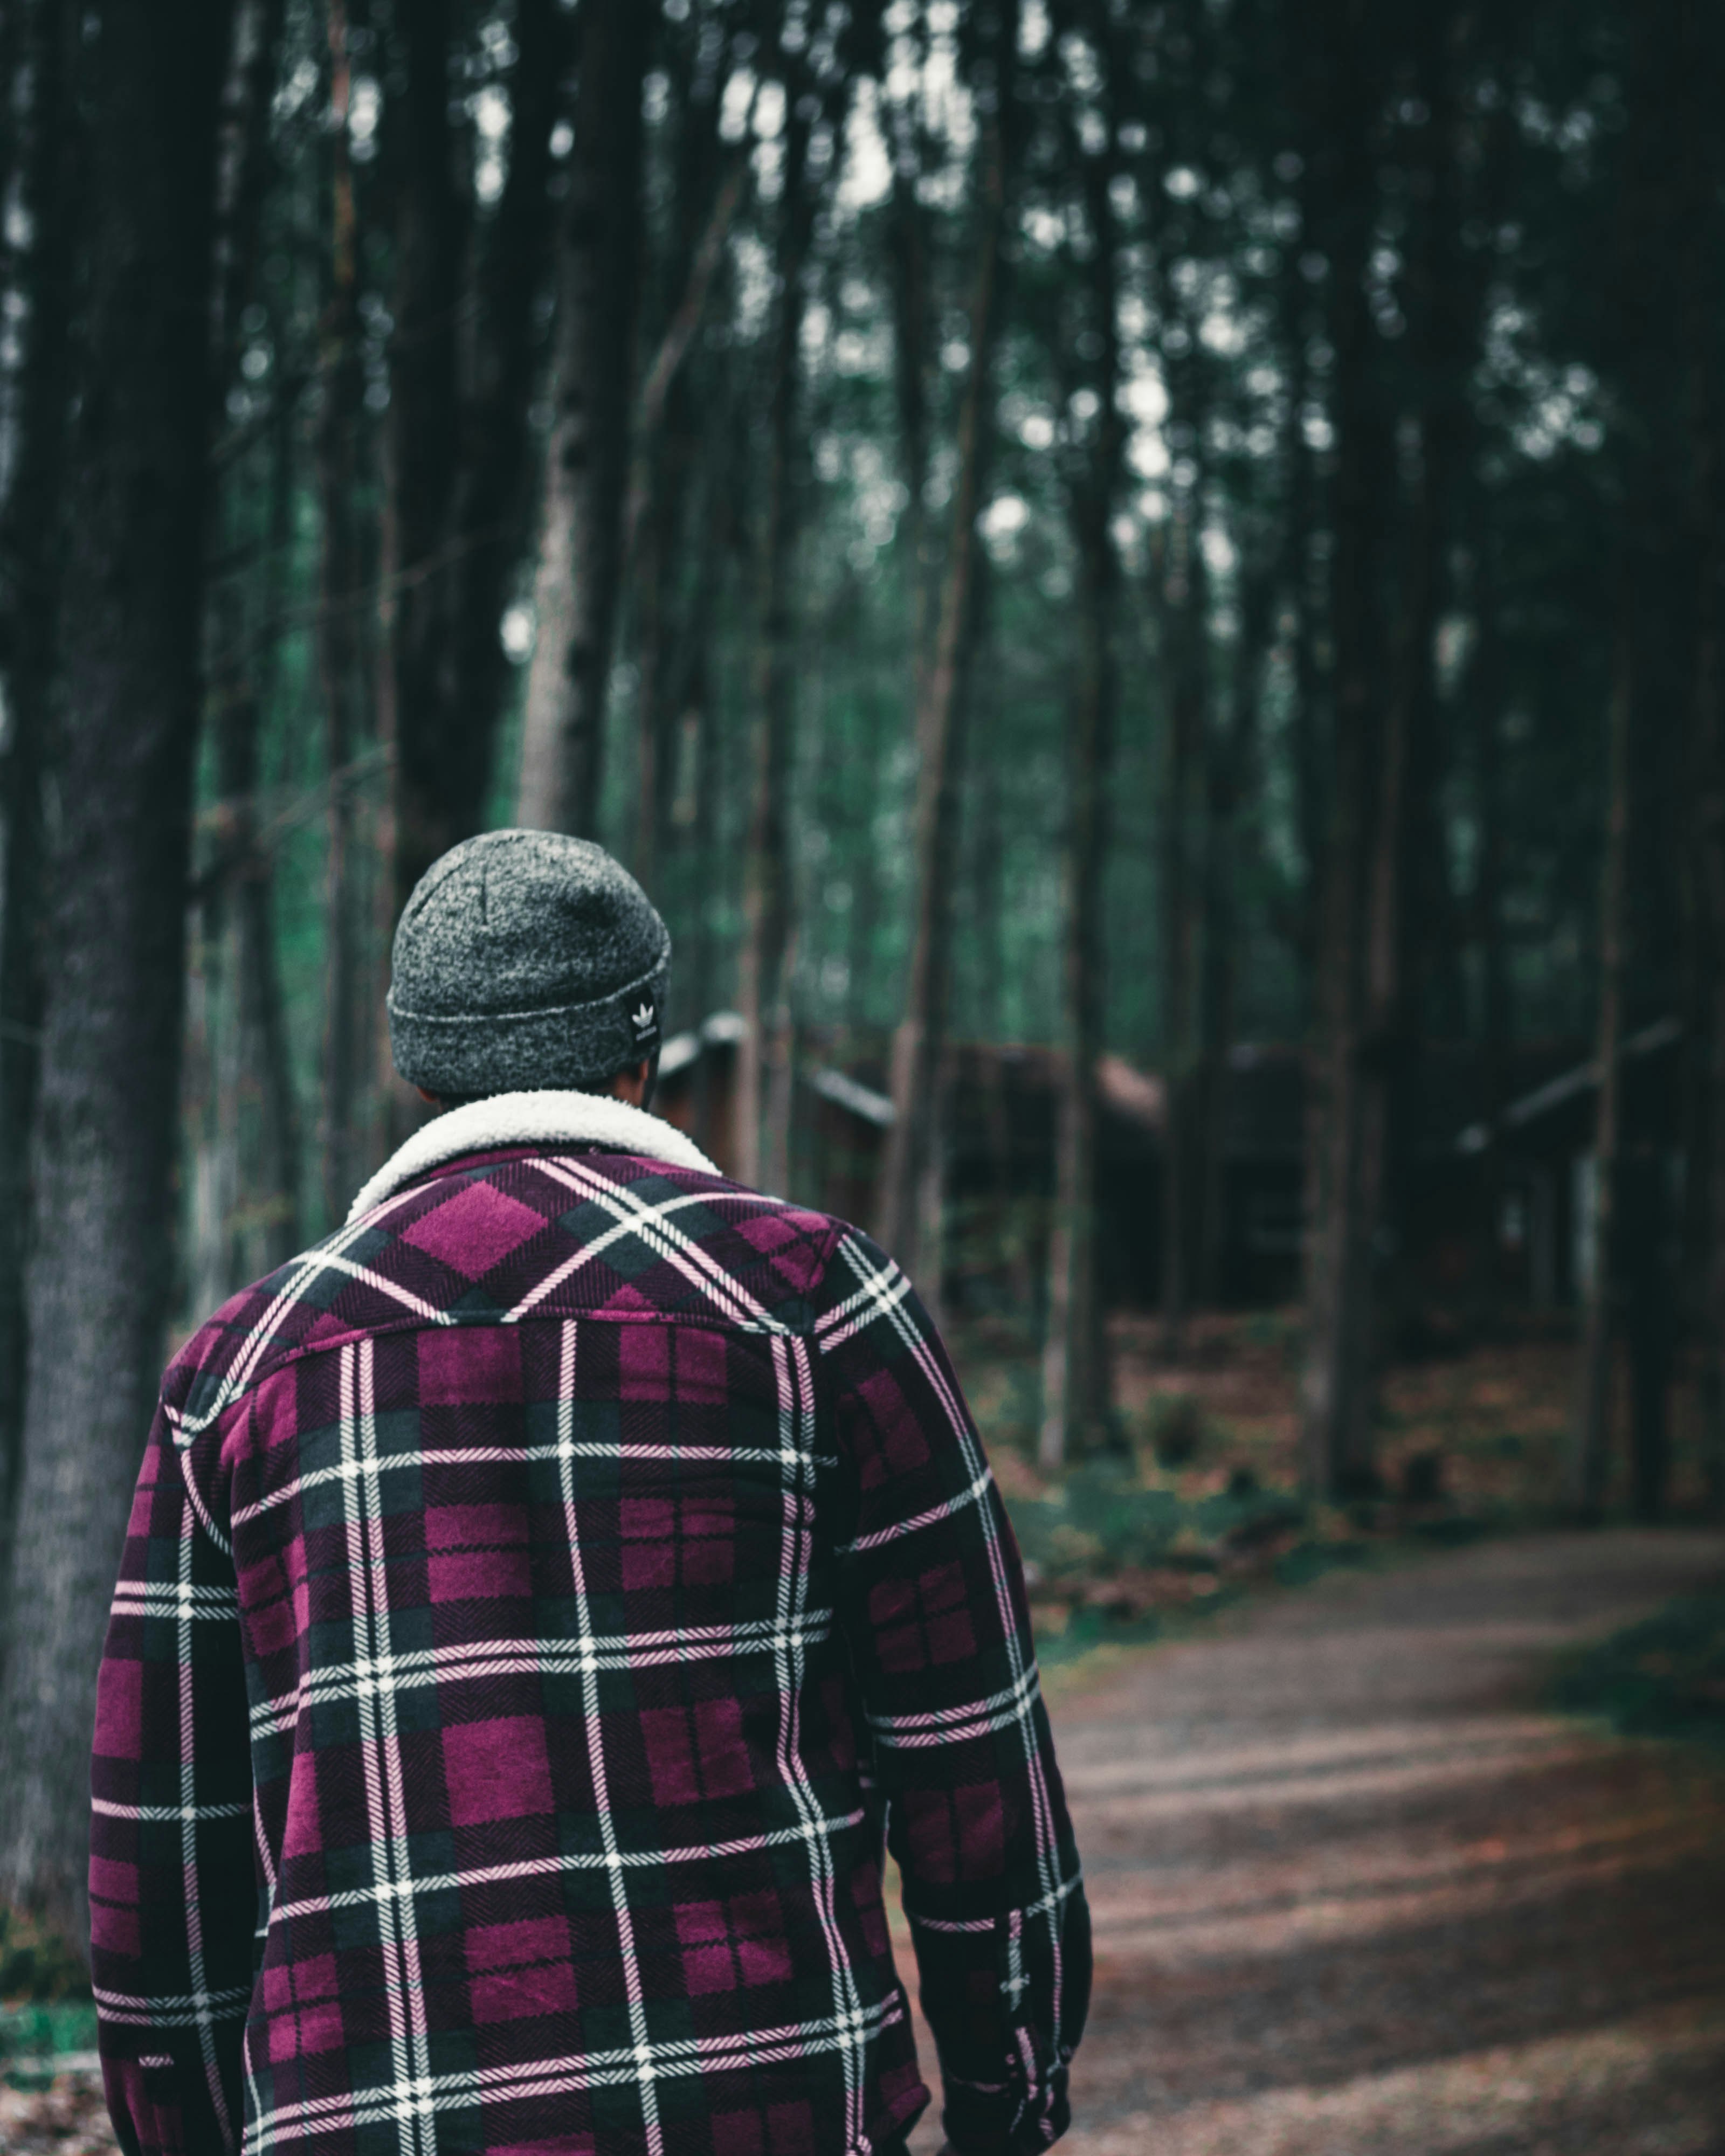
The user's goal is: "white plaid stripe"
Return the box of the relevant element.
[554,1317,664,2156]
[247,1619,836,1738]
[94,1983,252,2022]
[177,1477,236,2147]
[834,1466,993,1556]
[773,1331,871,2151]
[259,1806,870,1927]
[92,1796,251,1822]
[335,1340,435,2156]
[360,1336,439,2156]
[109,1581,239,1614]
[230,1436,835,1530]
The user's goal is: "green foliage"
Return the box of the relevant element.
[0,1906,89,2006]
[1551,1595,1725,1747]
[1147,1392,1209,1468]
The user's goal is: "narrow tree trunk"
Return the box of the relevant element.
[632,68,739,896]
[735,100,815,1194]
[0,0,234,1940]
[1570,620,1633,1517]
[1299,4,1391,1497]
[1375,5,1469,1358]
[1197,559,1272,1305]
[516,0,648,840]
[387,0,468,908]
[1675,0,1725,1515]
[443,0,566,838]
[216,523,302,1286]
[1041,91,1123,1468]
[318,3,370,1229]
[877,42,1012,1276]
[1278,247,1324,1021]
[0,0,73,1646]
[1158,495,1209,1357]
[1469,526,1510,1311]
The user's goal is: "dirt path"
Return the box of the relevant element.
[902,1528,1725,2156]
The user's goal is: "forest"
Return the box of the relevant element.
[0,0,1722,1950]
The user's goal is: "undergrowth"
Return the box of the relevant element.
[1551,1593,1725,1747]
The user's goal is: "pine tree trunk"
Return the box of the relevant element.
[1570,620,1633,1516]
[318,8,371,1229]
[431,0,565,863]
[1299,3,1390,1497]
[735,101,814,1194]
[1675,0,1725,1515]
[516,0,648,841]
[1041,102,1123,1468]
[1158,499,1209,1358]
[0,0,74,1648]
[388,0,467,907]
[1197,562,1272,1305]
[878,46,1012,1277]
[0,0,234,1941]
[1469,527,1511,1310]
[632,59,736,897]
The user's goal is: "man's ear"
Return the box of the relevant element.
[609,1059,652,1108]
[416,1086,440,1107]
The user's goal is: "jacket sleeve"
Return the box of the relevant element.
[91,1399,256,2156]
[813,1228,1090,2155]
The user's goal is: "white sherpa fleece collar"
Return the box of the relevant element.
[346,1089,721,1225]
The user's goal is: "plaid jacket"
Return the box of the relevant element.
[91,1094,1088,2156]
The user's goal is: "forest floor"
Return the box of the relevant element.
[893,1527,1725,2156]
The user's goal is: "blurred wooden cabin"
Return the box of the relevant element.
[654,1013,1683,1320]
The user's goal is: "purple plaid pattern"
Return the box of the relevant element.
[92,1140,1088,2156]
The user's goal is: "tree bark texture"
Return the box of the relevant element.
[0,0,75,1648]
[630,51,742,896]
[734,99,815,1196]
[877,14,1015,1282]
[1197,557,1273,1305]
[0,0,234,1940]
[516,0,649,841]
[1674,0,1725,1515]
[1570,620,1632,1517]
[319,2,374,1229]
[1158,495,1209,1356]
[386,0,467,908]
[1299,2,1393,1497]
[1040,60,1123,1468]
[441,0,566,862]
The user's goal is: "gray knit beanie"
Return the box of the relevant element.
[388,831,671,1097]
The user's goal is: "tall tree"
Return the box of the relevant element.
[381,0,569,916]
[1570,618,1632,1514]
[631,13,748,893]
[1676,0,1725,1515]
[0,0,75,1640]
[387,0,467,905]
[1040,2,1124,1467]
[877,0,1020,1283]
[1298,0,1394,1497]
[0,0,236,1937]
[734,73,817,1196]
[1156,486,1211,1356]
[442,0,567,858]
[318,0,375,1225]
[516,0,650,839]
